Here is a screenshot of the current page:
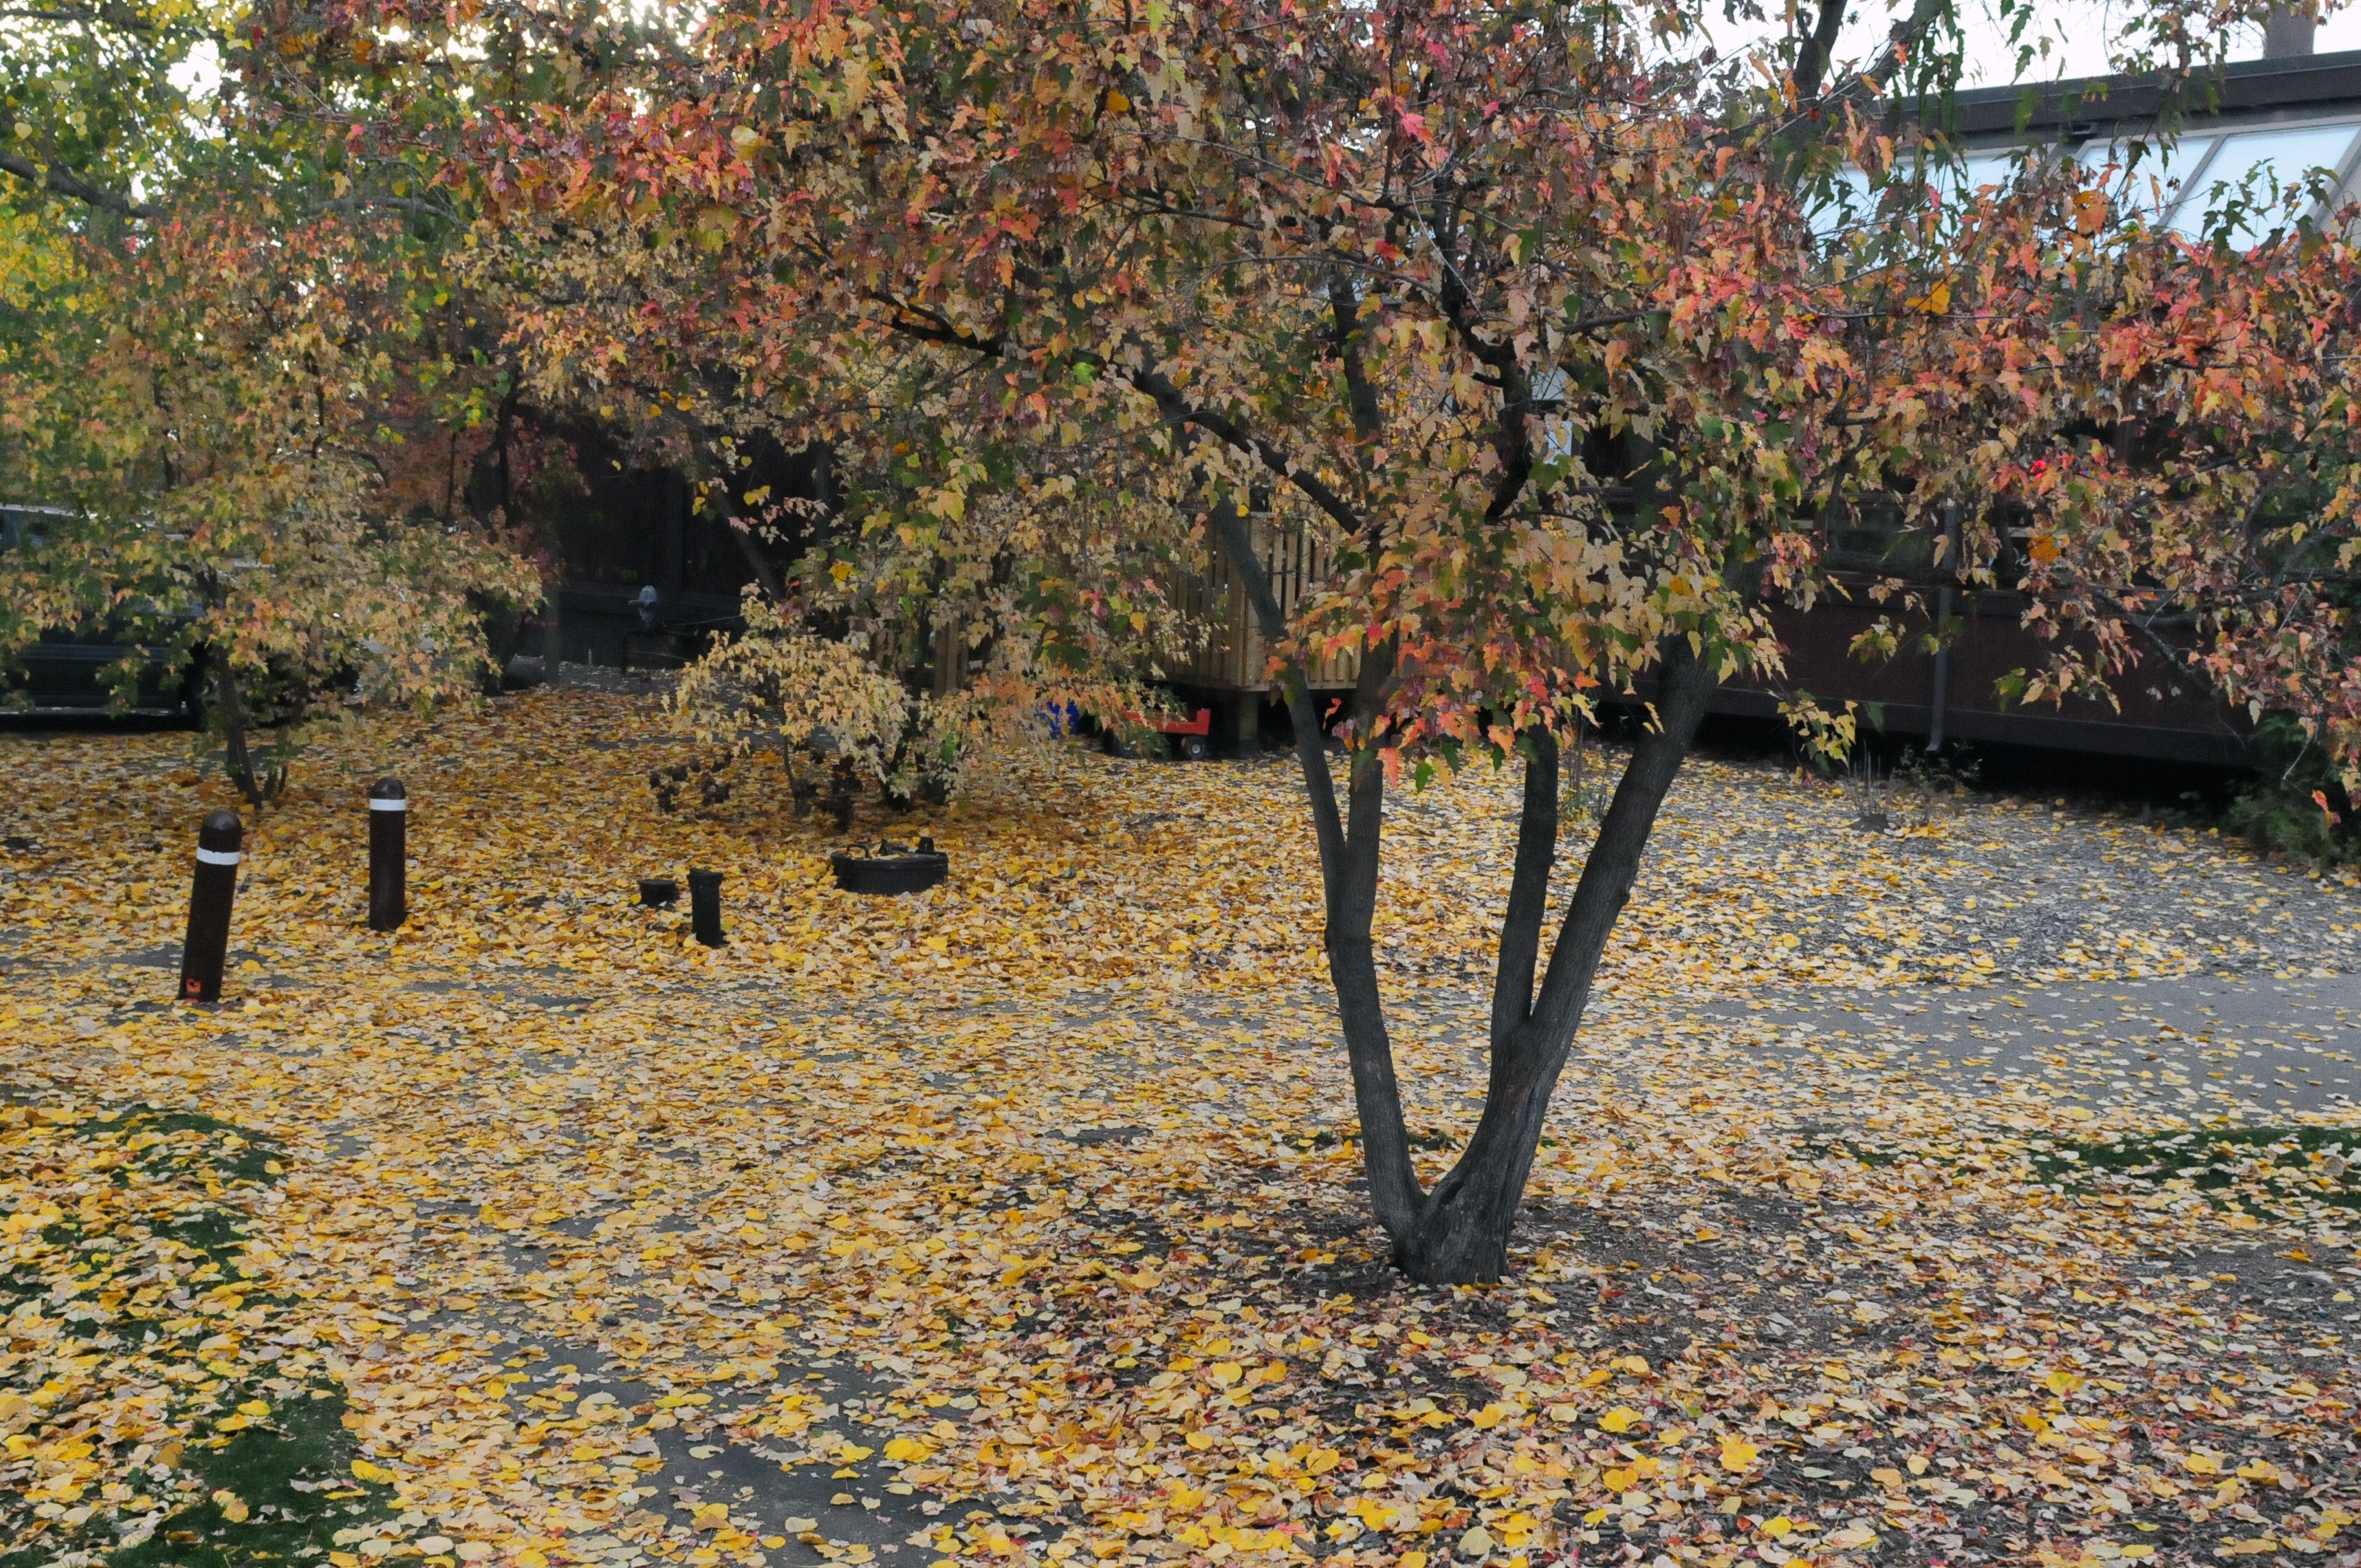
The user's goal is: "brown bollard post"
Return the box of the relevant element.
[178,808,242,1002]
[368,777,407,932]
[689,868,725,947]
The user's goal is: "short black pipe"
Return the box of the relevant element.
[178,809,242,1002]
[369,777,407,932]
[689,868,725,947]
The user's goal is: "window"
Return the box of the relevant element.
[2078,135,2217,221]
[1812,151,2034,241]
[2166,123,2361,245]
[1824,501,1934,576]
[1937,151,2038,208]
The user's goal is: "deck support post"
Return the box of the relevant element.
[1227,697,1262,757]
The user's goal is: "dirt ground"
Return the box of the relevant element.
[3,689,2357,1568]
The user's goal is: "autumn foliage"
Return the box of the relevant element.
[1,0,540,794]
[14,0,2361,1277]
[418,0,2361,1276]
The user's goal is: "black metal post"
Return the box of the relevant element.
[178,809,242,1002]
[369,777,407,932]
[689,868,725,947]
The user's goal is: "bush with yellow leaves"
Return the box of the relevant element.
[670,592,969,822]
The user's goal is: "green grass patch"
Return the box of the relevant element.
[102,1384,395,1568]
[1,1101,392,1568]
[2030,1125,2360,1213]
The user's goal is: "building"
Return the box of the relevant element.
[1735,37,2361,767]
[537,40,2361,761]
[534,430,827,671]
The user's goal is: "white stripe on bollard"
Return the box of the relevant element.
[195,848,242,866]
[369,797,409,812]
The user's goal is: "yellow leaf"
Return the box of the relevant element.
[1597,1406,1642,1433]
[214,1490,249,1523]
[1719,1436,1758,1472]
[2184,1453,2222,1476]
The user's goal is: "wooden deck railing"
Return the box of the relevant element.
[1173,514,1360,693]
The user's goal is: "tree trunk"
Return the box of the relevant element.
[1289,633,1720,1283]
[209,650,283,807]
[729,519,786,601]
[212,649,258,796]
[1198,479,1727,1282]
[1401,645,1719,1279]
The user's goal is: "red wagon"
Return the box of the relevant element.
[1112,705,1214,760]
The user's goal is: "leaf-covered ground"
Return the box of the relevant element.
[3,687,2357,1568]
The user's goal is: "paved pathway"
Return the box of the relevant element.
[1701,970,2361,1119]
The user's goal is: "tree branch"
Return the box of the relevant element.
[0,147,160,219]
[1325,660,1423,1235]
[1126,363,1368,541]
[1791,0,1850,104]
[1490,728,1560,1048]
[1327,272,1383,451]
[1528,636,1720,1045]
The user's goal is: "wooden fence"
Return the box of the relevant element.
[1175,514,1360,694]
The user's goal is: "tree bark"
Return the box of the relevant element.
[210,648,266,806]
[1196,494,1724,1282]
[729,519,786,601]
[1148,333,1727,1281]
[1396,641,1722,1281]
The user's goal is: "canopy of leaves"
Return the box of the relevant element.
[0,0,540,748]
[333,0,2356,787]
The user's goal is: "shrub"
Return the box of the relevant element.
[2224,715,2361,865]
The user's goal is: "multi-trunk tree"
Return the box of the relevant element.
[355,0,2361,1279]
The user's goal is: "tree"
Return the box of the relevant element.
[428,0,2329,1281]
[1879,146,2361,785]
[0,0,543,799]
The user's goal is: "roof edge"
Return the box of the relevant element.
[1946,49,2361,137]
